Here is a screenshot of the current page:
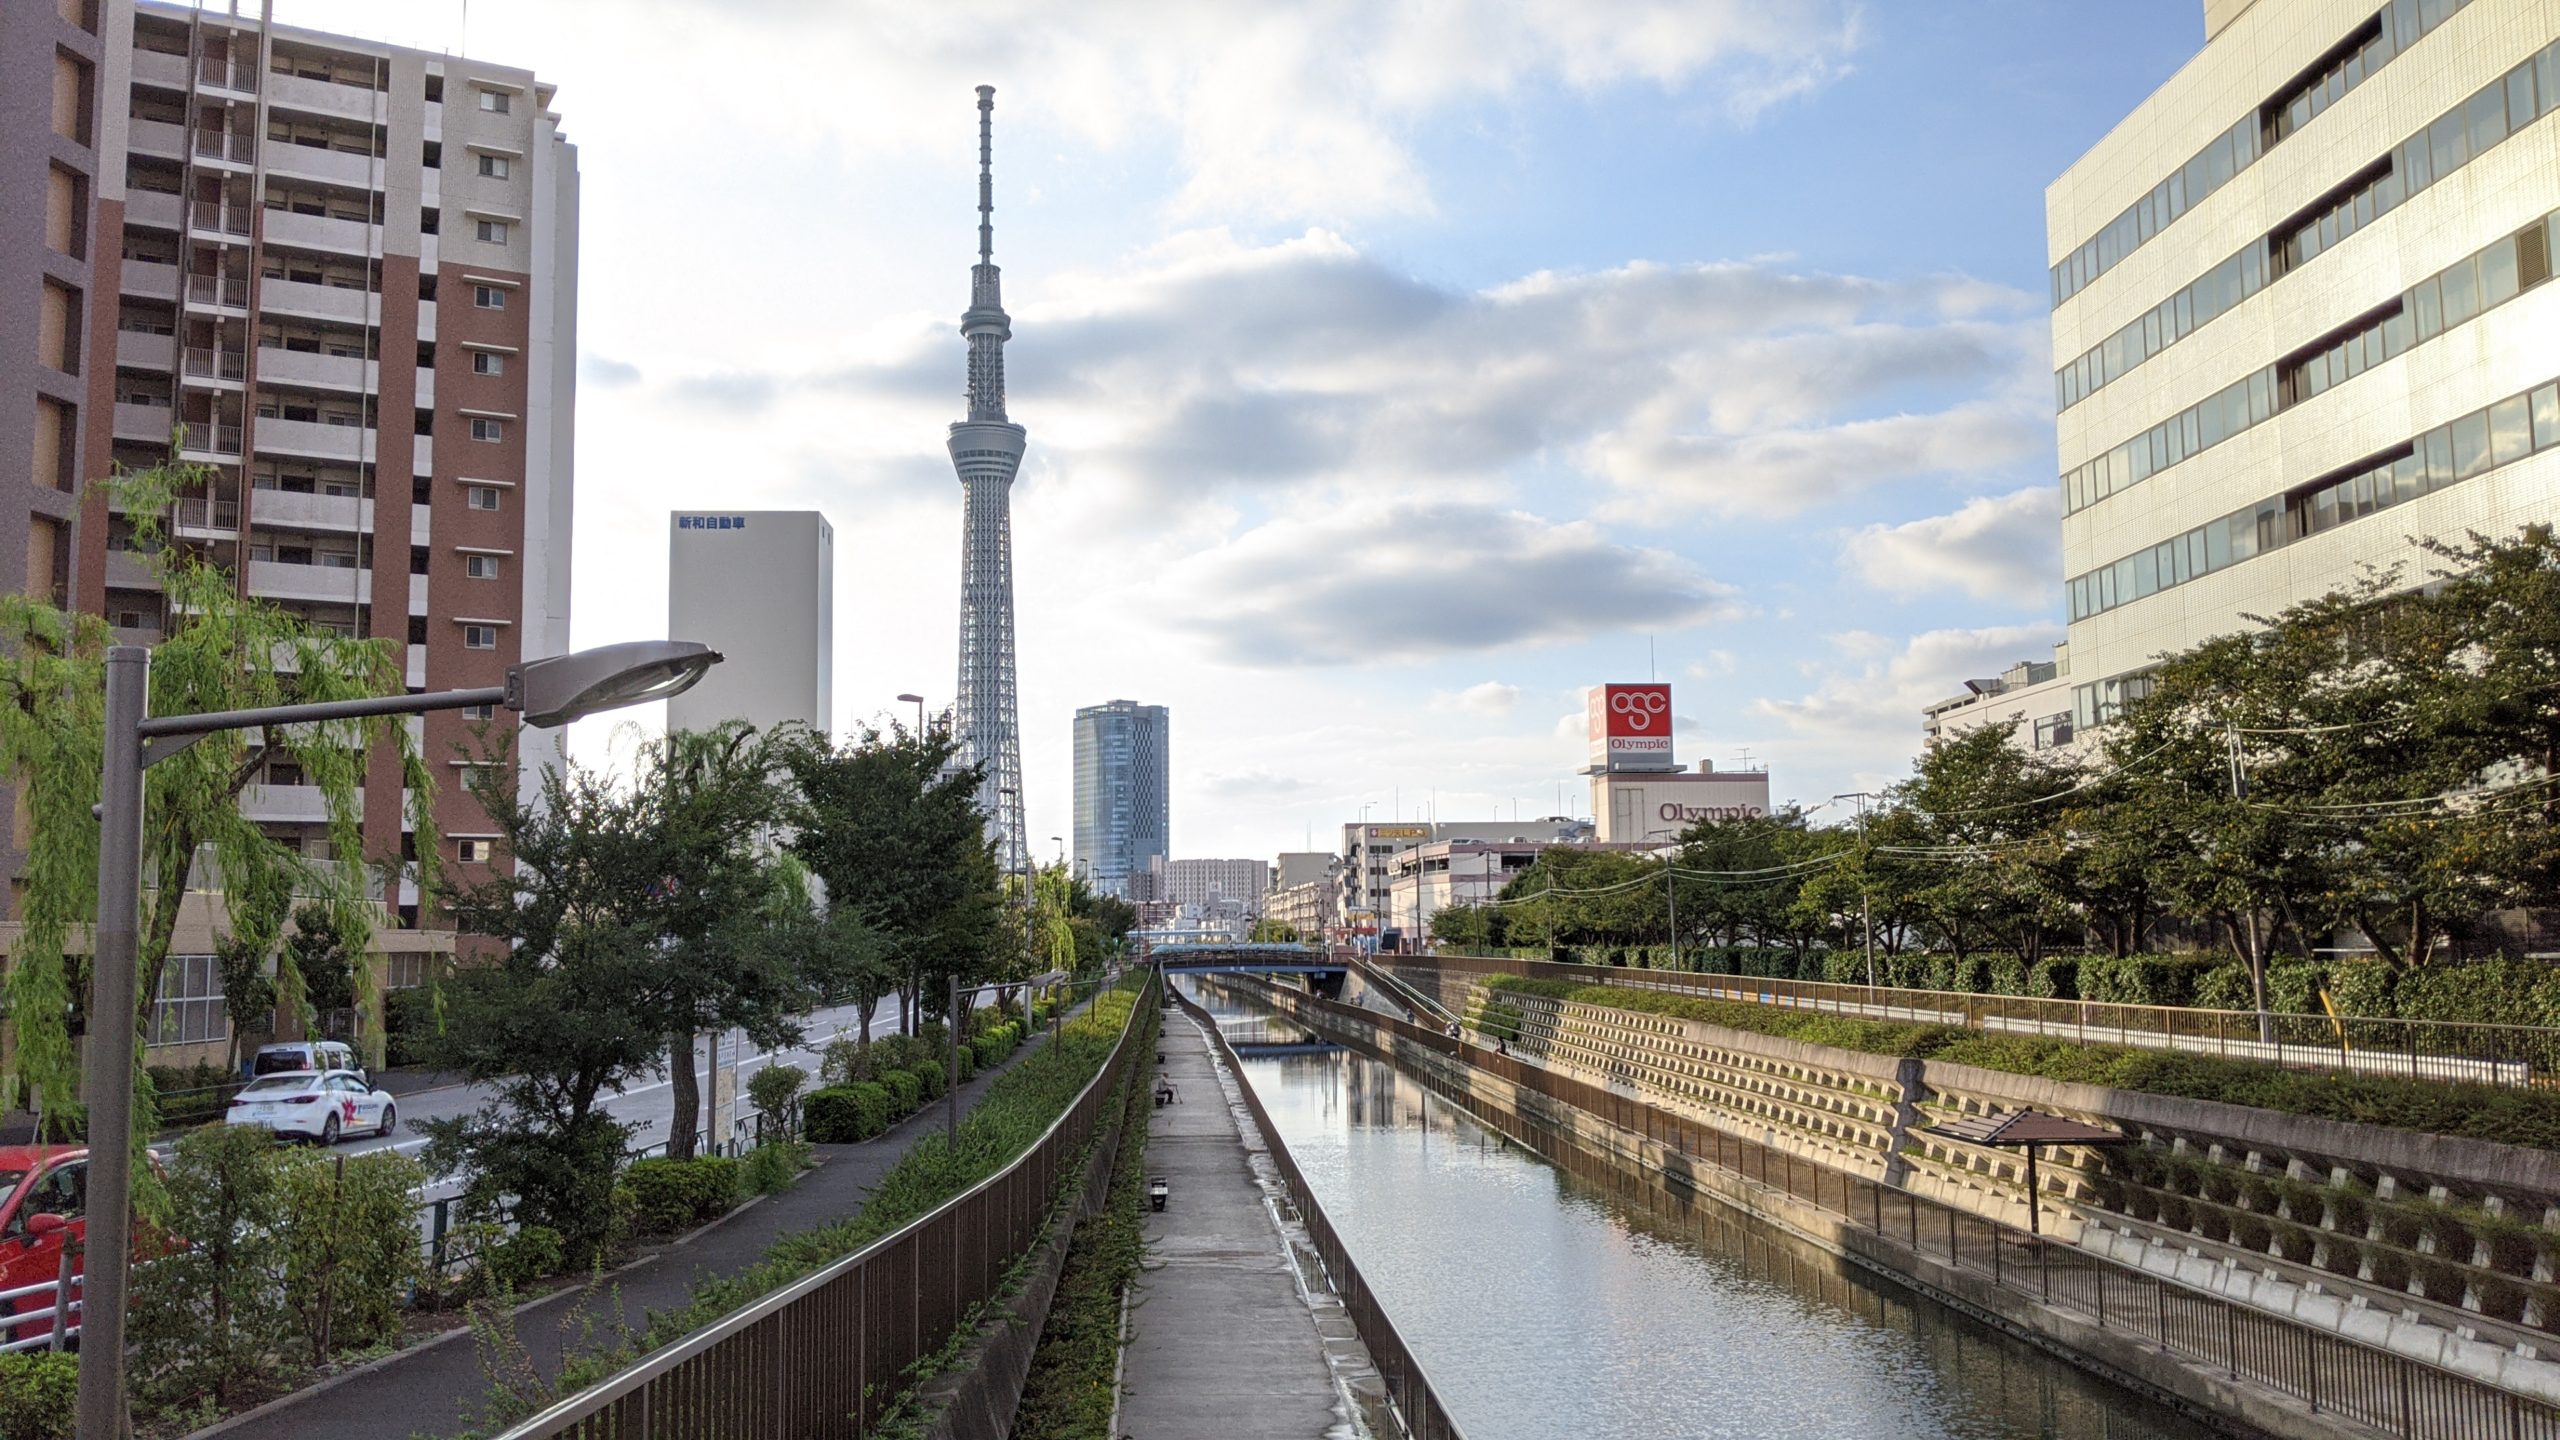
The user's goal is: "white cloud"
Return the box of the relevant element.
[1753,622,2067,792]
[1436,681,1523,716]
[1841,486,2059,607]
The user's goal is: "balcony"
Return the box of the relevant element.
[128,117,185,161]
[188,199,252,238]
[196,54,259,95]
[261,209,372,256]
[171,497,242,534]
[241,783,328,824]
[131,49,187,92]
[182,346,247,383]
[121,260,180,301]
[180,420,245,457]
[116,330,175,372]
[257,276,377,326]
[186,272,250,310]
[247,558,371,605]
[114,401,174,444]
[126,191,183,231]
[248,488,369,533]
[254,415,368,462]
[105,550,159,591]
[264,140,378,190]
[194,129,257,166]
[267,71,383,124]
[255,346,369,392]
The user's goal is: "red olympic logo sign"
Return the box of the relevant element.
[1610,689,1668,732]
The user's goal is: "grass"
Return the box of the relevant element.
[1483,974,2560,1149]
[1008,1045,1153,1439]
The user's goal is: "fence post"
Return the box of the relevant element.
[49,1242,76,1350]
[430,1197,450,1276]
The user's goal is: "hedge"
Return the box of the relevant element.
[878,1067,923,1115]
[910,1062,948,1101]
[1482,974,2560,1149]
[0,1353,77,1440]
[805,1083,895,1143]
[619,1156,742,1235]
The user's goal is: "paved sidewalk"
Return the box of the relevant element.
[208,1024,1071,1440]
[1117,1007,1346,1440]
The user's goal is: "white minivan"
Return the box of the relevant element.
[246,1039,365,1086]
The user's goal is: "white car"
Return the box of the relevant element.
[224,1069,397,1145]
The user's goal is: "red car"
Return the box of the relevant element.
[0,1144,167,1349]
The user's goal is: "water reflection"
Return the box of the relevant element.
[1196,984,2217,1440]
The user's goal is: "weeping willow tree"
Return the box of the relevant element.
[0,453,442,1140]
[1032,863,1078,973]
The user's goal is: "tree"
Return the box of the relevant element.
[0,454,436,1140]
[781,721,1005,1033]
[288,901,359,1018]
[1246,918,1301,943]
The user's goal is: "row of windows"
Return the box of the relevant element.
[2071,673,2157,735]
[2272,159,2392,275]
[2048,0,2469,307]
[2055,33,2560,413]
[149,953,224,1048]
[2062,209,2560,515]
[2067,376,2560,623]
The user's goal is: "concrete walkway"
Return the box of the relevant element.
[1118,1006,1348,1440]
[203,1020,1071,1440]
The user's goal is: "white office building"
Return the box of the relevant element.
[668,510,833,737]
[1932,0,2560,745]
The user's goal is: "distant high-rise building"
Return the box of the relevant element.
[1072,699,1167,897]
[1931,0,2560,747]
[946,86,1027,873]
[2,0,577,920]
[1163,857,1269,916]
[667,510,832,737]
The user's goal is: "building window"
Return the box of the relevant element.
[462,702,495,721]
[457,838,495,863]
[465,553,501,579]
[406,615,428,644]
[476,153,509,179]
[471,351,504,376]
[149,954,226,1047]
[462,624,497,649]
[477,88,509,113]
[472,284,505,309]
[469,417,504,442]
[465,484,501,511]
[474,219,509,244]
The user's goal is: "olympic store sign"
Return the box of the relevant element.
[1587,683,1676,772]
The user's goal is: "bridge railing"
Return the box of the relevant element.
[1250,979,2560,1440]
[1401,953,2560,1088]
[491,973,1154,1440]
[1177,985,1465,1440]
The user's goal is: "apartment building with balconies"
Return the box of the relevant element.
[5,0,576,1059]
[1929,0,2560,747]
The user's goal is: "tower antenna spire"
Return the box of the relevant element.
[977,84,995,264]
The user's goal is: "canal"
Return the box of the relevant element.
[1192,982,2226,1440]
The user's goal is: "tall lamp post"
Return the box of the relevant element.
[77,640,721,1440]
[1832,791,1878,988]
[896,691,926,735]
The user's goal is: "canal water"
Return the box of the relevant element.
[1193,984,2222,1440]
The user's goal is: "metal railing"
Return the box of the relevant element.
[183,346,247,381]
[178,420,243,455]
[1254,981,2560,1440]
[189,199,251,236]
[492,975,1155,1439]
[186,272,249,307]
[1411,953,2559,1087]
[196,54,258,90]
[192,129,255,162]
[1180,987,1464,1440]
[0,1264,81,1355]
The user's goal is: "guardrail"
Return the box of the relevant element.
[1178,985,1464,1440]
[1405,953,2558,1088]
[491,974,1154,1439]
[0,1265,81,1354]
[1252,979,2560,1440]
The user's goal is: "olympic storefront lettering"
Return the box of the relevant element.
[1658,801,1765,824]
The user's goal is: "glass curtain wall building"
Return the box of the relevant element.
[1931,0,2560,747]
[1071,700,1168,898]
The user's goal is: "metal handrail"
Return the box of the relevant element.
[493,973,1156,1438]
[1416,953,2560,1087]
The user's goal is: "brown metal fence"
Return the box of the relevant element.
[491,974,1156,1440]
[1254,980,2560,1440]
[1408,953,2560,1088]
[1177,986,1466,1440]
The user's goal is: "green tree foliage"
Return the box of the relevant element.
[0,455,436,1140]
[131,1125,292,1408]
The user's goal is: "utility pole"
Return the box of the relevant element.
[1833,792,1877,988]
[946,973,961,1148]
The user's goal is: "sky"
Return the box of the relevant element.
[254,0,2205,860]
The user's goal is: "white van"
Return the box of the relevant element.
[246,1039,365,1086]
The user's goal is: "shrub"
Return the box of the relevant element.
[277,1146,427,1361]
[0,1353,78,1440]
[804,1083,894,1143]
[973,1035,1009,1070]
[131,1123,291,1408]
[910,1062,948,1101]
[747,1063,807,1129]
[955,1047,978,1084]
[384,984,443,1068]
[487,1223,567,1290]
[2192,963,2255,1012]
[2326,958,2396,1019]
[2027,956,2078,999]
[743,1138,811,1195]
[878,1068,923,1116]
[148,1060,241,1127]
[619,1157,742,1235]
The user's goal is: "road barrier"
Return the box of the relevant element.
[1255,978,2560,1440]
[1176,985,1465,1440]
[1407,953,2559,1087]
[491,974,1154,1439]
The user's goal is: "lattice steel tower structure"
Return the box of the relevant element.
[947,85,1028,874]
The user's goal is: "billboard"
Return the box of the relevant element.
[1588,683,1676,772]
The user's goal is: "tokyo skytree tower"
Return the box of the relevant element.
[947,85,1028,875]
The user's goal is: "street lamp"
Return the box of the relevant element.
[1832,791,1878,989]
[896,692,925,735]
[78,639,719,1440]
